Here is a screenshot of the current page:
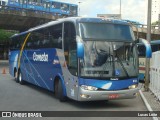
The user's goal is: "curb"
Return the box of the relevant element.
[0,60,9,63]
[139,90,159,120]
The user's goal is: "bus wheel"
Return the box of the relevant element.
[18,70,25,85]
[14,69,18,83]
[55,80,67,102]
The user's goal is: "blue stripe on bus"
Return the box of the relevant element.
[79,78,138,90]
[18,48,63,91]
[21,51,50,89]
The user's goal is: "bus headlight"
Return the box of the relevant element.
[128,84,138,89]
[81,85,98,91]
[80,94,90,98]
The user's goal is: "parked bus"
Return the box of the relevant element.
[5,0,78,17]
[138,40,160,81]
[9,17,152,101]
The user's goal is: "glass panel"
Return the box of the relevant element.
[48,24,63,49]
[25,24,62,49]
[61,3,69,11]
[137,45,145,57]
[10,35,26,50]
[52,2,60,9]
[79,23,135,41]
[70,6,77,16]
[43,2,50,8]
[80,41,138,79]
[29,30,44,49]
[151,44,159,52]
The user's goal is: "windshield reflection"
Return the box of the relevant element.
[80,41,138,79]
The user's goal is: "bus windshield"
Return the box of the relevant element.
[79,23,135,41]
[80,41,138,79]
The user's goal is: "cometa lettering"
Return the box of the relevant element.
[33,52,48,62]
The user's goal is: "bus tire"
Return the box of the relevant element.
[55,79,67,102]
[18,70,25,85]
[14,69,19,83]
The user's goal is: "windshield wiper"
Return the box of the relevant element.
[115,53,130,78]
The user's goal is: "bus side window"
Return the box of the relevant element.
[138,45,146,57]
[18,35,26,49]
[42,29,50,48]
[10,37,18,50]
[42,39,50,48]
[25,35,33,49]
[30,29,44,49]
[48,24,63,49]
[151,44,159,52]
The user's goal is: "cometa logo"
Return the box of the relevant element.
[33,52,48,62]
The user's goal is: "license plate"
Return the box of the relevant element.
[108,94,120,99]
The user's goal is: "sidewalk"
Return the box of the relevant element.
[0,60,9,64]
[140,84,160,120]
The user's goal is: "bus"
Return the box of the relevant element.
[5,0,78,17]
[9,17,152,101]
[138,40,160,81]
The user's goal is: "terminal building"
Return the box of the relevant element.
[152,0,160,23]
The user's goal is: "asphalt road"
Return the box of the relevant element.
[0,62,152,120]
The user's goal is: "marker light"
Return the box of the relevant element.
[80,94,90,99]
[128,84,138,89]
[81,85,98,91]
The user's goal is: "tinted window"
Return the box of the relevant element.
[80,23,135,41]
[25,29,43,49]
[10,35,26,50]
[138,45,145,57]
[52,2,60,9]
[152,44,160,52]
[48,23,62,49]
[70,6,77,16]
[25,23,62,49]
[138,44,160,57]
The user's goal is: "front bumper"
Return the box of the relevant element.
[77,85,140,101]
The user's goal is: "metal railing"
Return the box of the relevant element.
[150,51,160,101]
[132,25,160,35]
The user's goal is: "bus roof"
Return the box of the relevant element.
[75,17,129,24]
[11,17,130,38]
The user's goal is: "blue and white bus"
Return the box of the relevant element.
[5,0,78,17]
[138,40,160,81]
[9,17,152,101]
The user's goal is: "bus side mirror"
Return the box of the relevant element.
[77,42,84,58]
[138,38,152,58]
